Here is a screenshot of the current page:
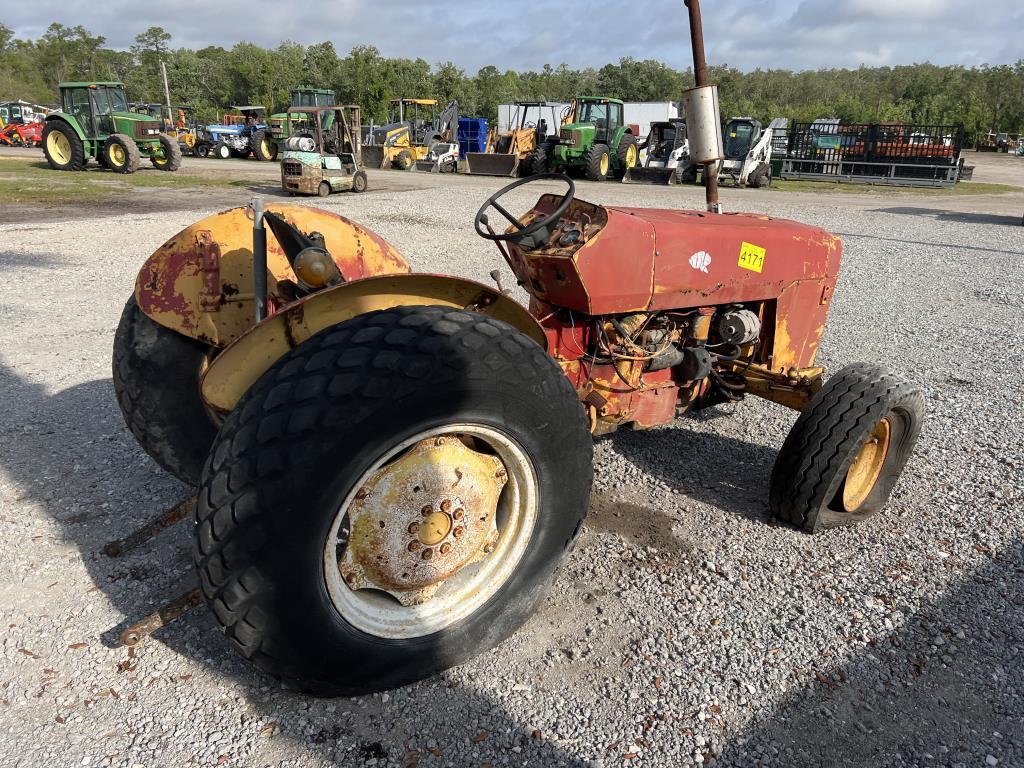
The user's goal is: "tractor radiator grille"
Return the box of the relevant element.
[132,122,162,140]
[282,160,303,177]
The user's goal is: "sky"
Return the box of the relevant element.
[5,0,1023,73]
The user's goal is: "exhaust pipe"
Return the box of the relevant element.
[683,0,724,213]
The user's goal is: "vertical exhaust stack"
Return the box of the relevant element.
[683,0,724,213]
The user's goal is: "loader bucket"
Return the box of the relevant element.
[465,152,520,177]
[362,145,387,169]
[622,166,679,185]
[414,159,437,172]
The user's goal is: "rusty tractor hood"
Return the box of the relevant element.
[507,195,843,316]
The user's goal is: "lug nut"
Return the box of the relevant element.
[434,437,446,446]
[355,486,370,500]
[495,468,507,479]
[453,526,465,538]
[441,499,452,512]
[439,543,452,555]
[421,504,433,516]
[453,508,464,520]
[344,572,357,584]
[407,541,421,552]
[421,548,434,560]
[408,522,421,534]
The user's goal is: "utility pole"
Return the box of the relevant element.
[161,61,172,121]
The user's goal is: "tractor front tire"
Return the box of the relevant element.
[352,171,368,193]
[614,134,639,178]
[112,296,219,486]
[251,129,277,162]
[194,306,593,696]
[584,143,611,181]
[528,143,552,176]
[214,142,231,160]
[769,364,924,533]
[104,134,141,174]
[42,121,86,171]
[151,134,182,171]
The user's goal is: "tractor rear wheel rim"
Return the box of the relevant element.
[842,418,891,512]
[600,153,609,176]
[323,424,537,639]
[626,144,637,166]
[48,132,71,164]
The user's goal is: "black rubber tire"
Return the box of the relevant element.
[614,133,638,178]
[584,143,610,181]
[151,133,182,171]
[214,142,231,160]
[104,133,141,174]
[112,295,219,486]
[528,142,553,176]
[351,171,368,192]
[770,363,924,533]
[317,181,331,197]
[748,163,770,188]
[42,121,87,171]
[393,149,413,171]
[250,129,277,161]
[194,306,593,696]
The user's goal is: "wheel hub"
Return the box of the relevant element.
[842,417,891,512]
[338,436,506,606]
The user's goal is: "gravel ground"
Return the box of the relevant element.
[0,170,1022,768]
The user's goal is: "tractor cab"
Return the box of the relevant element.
[59,83,158,139]
[289,88,336,108]
[562,97,624,147]
[386,98,439,145]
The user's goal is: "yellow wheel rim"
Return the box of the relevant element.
[261,138,271,157]
[626,143,638,167]
[48,131,71,164]
[153,151,167,168]
[842,418,891,512]
[109,144,126,167]
[599,152,609,176]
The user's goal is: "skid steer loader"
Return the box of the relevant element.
[466,101,562,177]
[363,98,459,171]
[623,118,694,185]
[717,117,776,187]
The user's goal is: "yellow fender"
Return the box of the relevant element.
[135,205,409,348]
[200,273,547,413]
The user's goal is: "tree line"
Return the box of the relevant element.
[2,23,1022,141]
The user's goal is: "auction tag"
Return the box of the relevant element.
[738,242,766,273]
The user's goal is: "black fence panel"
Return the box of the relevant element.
[777,122,966,186]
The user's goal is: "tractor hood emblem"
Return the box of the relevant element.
[689,250,712,273]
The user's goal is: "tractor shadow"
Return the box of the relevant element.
[0,362,595,766]
[717,538,1024,767]
[607,411,781,528]
[870,206,1023,228]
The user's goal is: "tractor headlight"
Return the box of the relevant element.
[293,247,340,289]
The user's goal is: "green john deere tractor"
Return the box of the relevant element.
[532,97,638,181]
[42,82,182,174]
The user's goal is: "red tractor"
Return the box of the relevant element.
[110,2,922,695]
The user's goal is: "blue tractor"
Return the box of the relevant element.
[193,106,277,161]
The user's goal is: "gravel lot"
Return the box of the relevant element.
[0,164,1022,768]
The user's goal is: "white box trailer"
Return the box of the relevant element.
[497,101,680,139]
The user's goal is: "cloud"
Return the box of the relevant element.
[5,0,1023,73]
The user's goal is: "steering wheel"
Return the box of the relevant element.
[474,173,575,245]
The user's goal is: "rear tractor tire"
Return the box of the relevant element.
[112,295,219,486]
[194,306,594,696]
[42,121,87,171]
[614,134,639,179]
[251,129,278,161]
[584,143,611,181]
[528,142,553,176]
[104,134,141,174]
[151,133,182,171]
[769,364,924,533]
